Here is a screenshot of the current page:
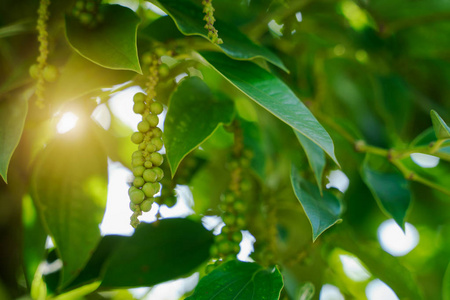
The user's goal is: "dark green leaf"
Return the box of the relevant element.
[431,110,450,140]
[0,94,28,183]
[154,0,287,71]
[139,15,184,42]
[164,76,234,176]
[65,4,142,73]
[241,117,266,179]
[295,130,326,194]
[291,165,342,241]
[186,260,283,300]
[31,122,108,287]
[63,235,126,291]
[200,51,338,165]
[362,155,411,230]
[100,218,214,288]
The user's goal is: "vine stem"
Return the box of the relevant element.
[390,160,450,196]
[315,111,450,194]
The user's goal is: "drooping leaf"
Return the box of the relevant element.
[200,51,338,165]
[50,53,135,104]
[291,165,342,241]
[431,110,450,140]
[154,0,287,71]
[65,4,142,73]
[164,76,234,176]
[100,218,214,288]
[63,235,127,291]
[362,155,411,230]
[295,130,326,194]
[0,94,28,183]
[31,121,108,287]
[186,260,284,300]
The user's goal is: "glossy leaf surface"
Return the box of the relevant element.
[100,218,214,288]
[291,165,342,241]
[200,51,338,165]
[362,155,411,229]
[0,94,27,182]
[65,4,141,73]
[31,123,108,287]
[155,0,287,71]
[187,260,283,300]
[431,110,450,140]
[295,130,326,194]
[164,76,234,176]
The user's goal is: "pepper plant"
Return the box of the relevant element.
[1,0,450,299]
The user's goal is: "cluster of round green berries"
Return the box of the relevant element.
[29,64,58,83]
[202,0,223,44]
[72,0,104,29]
[31,0,51,108]
[129,91,165,228]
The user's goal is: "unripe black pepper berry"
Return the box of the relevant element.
[131,132,144,144]
[142,182,157,197]
[152,127,163,137]
[150,102,164,115]
[150,152,163,166]
[132,166,145,177]
[144,161,153,168]
[132,157,145,167]
[29,64,40,79]
[133,92,146,103]
[43,64,58,82]
[140,199,153,212]
[151,137,163,150]
[138,120,151,133]
[146,114,159,127]
[129,189,145,204]
[133,176,145,188]
[152,167,164,181]
[133,102,146,114]
[143,169,157,183]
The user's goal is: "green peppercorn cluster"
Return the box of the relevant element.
[202,0,223,44]
[129,90,165,228]
[72,0,104,29]
[30,0,52,109]
[206,124,253,273]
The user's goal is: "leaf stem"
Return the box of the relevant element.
[391,159,450,196]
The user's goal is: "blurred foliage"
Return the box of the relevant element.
[0,0,450,299]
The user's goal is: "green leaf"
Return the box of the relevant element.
[0,94,28,183]
[31,123,108,287]
[291,165,342,241]
[200,51,338,165]
[154,0,287,71]
[164,76,234,176]
[295,130,326,194]
[65,4,141,73]
[362,155,411,230]
[22,194,47,286]
[186,260,284,300]
[63,235,126,291]
[444,261,450,300]
[100,218,214,288]
[50,53,135,104]
[431,110,450,140]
